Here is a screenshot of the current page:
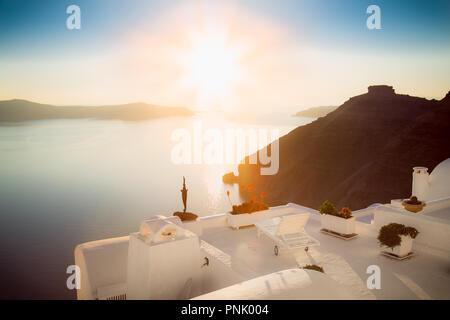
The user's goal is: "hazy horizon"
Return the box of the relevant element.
[2,84,449,117]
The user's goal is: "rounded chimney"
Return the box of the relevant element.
[412,167,429,201]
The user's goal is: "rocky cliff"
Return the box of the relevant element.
[227,86,450,210]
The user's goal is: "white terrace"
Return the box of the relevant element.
[75,159,450,300]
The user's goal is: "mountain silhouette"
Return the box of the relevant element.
[293,106,337,118]
[0,99,194,122]
[226,85,450,210]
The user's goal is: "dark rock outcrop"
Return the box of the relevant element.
[226,86,450,210]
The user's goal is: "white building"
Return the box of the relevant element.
[74,159,450,300]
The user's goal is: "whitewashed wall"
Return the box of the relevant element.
[374,205,450,257]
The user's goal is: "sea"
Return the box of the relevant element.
[0,111,314,298]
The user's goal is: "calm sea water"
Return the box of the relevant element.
[0,112,313,299]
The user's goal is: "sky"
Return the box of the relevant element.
[0,0,449,112]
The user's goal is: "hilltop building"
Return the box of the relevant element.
[368,85,395,95]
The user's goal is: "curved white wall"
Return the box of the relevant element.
[411,159,450,201]
[427,158,450,201]
[374,205,450,257]
[193,268,355,300]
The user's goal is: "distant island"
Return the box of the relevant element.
[224,85,450,210]
[293,106,337,118]
[0,99,194,122]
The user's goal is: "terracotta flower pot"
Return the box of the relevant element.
[173,211,198,221]
[401,201,425,213]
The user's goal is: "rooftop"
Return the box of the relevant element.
[75,202,450,300]
[74,158,450,300]
[200,210,449,300]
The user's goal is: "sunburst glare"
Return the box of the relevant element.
[180,29,245,110]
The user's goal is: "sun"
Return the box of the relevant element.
[181,32,243,109]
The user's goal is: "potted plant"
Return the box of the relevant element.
[226,186,272,229]
[402,196,426,213]
[319,201,356,237]
[378,223,419,258]
[173,177,198,222]
[227,185,268,215]
[230,200,269,215]
[173,177,202,235]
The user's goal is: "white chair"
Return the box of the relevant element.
[255,213,320,256]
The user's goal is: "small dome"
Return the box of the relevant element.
[428,158,450,201]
